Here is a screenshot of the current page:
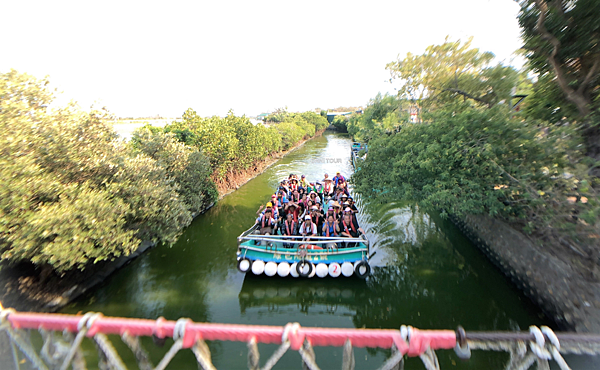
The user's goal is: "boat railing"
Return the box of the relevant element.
[237,231,370,257]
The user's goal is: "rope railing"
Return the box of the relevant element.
[2,306,599,370]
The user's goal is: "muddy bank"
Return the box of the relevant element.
[0,130,325,313]
[452,213,600,332]
[216,129,326,198]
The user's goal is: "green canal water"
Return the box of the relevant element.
[62,132,584,369]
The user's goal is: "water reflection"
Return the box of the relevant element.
[61,132,551,369]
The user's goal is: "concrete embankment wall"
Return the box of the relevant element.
[451,214,600,332]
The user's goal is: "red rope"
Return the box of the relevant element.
[6,312,456,354]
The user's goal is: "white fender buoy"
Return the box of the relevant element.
[237,258,251,273]
[316,263,329,278]
[265,262,278,277]
[277,262,291,277]
[341,262,354,277]
[252,260,265,275]
[308,262,317,278]
[290,262,299,278]
[329,263,342,278]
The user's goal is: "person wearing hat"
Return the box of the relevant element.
[339,192,348,204]
[326,206,338,222]
[257,201,279,221]
[338,207,364,248]
[322,175,334,198]
[299,214,317,241]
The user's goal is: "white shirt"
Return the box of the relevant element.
[299,221,317,235]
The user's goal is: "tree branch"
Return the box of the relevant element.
[442,88,491,107]
[577,57,600,96]
[534,0,591,116]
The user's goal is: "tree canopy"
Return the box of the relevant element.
[386,37,519,111]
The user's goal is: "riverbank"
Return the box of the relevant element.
[0,130,325,313]
[452,213,600,333]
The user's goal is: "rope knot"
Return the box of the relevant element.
[283,322,303,351]
[174,318,196,349]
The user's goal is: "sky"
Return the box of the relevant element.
[1,0,525,118]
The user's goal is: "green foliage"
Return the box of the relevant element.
[347,93,406,142]
[332,115,348,132]
[355,103,598,245]
[0,70,196,272]
[130,127,218,215]
[518,0,600,119]
[165,108,322,182]
[386,37,518,112]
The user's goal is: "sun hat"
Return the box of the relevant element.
[333,201,341,208]
[328,207,334,211]
[344,207,352,213]
[304,215,311,220]
[342,201,350,206]
[311,205,318,210]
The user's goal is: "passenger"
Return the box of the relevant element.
[300,174,308,188]
[290,189,301,203]
[322,176,334,198]
[333,171,346,187]
[298,186,306,197]
[306,182,317,194]
[315,181,324,202]
[334,188,345,202]
[348,197,359,222]
[285,199,300,221]
[290,178,299,192]
[256,209,276,238]
[310,205,325,235]
[270,194,279,209]
[280,180,290,196]
[276,190,288,209]
[323,214,340,237]
[339,193,348,204]
[332,201,342,219]
[299,214,317,242]
[308,191,321,204]
[338,177,350,196]
[326,206,338,222]
[338,207,365,248]
[281,212,298,248]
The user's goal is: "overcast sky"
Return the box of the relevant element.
[1,0,524,118]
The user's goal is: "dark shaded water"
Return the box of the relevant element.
[62,132,589,369]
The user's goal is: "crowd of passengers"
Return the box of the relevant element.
[254,172,365,245]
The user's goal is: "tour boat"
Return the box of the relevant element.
[236,223,372,279]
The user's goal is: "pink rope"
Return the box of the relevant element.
[7,312,456,354]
